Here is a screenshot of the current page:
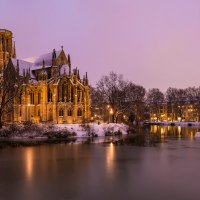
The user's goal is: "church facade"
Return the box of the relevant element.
[0,29,91,124]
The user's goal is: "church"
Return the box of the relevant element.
[0,29,91,124]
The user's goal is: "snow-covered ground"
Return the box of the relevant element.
[54,123,128,137]
[0,123,129,139]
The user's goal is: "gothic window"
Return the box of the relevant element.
[71,88,74,102]
[59,108,64,116]
[30,92,34,104]
[58,84,62,102]
[62,83,66,101]
[77,108,82,116]
[67,109,72,116]
[19,109,22,117]
[38,92,41,104]
[38,109,40,116]
[48,88,52,102]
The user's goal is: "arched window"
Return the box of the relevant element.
[59,108,64,116]
[38,109,40,116]
[19,109,22,117]
[68,109,72,116]
[77,108,82,116]
[30,92,34,104]
[48,88,52,102]
[38,92,41,104]
[71,88,74,102]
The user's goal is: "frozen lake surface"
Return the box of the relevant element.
[1,125,200,200]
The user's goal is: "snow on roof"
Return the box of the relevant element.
[23,50,62,71]
[24,50,62,66]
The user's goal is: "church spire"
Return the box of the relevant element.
[52,49,56,66]
[85,72,88,85]
[68,54,71,74]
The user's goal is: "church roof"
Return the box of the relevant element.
[24,50,62,69]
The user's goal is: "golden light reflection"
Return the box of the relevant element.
[190,131,194,140]
[160,127,165,139]
[178,126,181,138]
[151,125,158,134]
[106,142,115,174]
[25,148,34,181]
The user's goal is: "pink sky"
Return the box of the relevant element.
[1,0,200,91]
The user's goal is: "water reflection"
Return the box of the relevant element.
[106,142,115,175]
[148,125,200,139]
[110,125,200,147]
[25,148,33,181]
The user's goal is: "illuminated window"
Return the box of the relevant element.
[48,88,52,102]
[38,92,41,104]
[30,92,34,104]
[59,108,64,116]
[67,109,72,116]
[38,109,40,116]
[77,108,82,116]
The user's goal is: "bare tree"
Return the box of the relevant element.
[95,71,146,123]
[166,87,178,121]
[0,59,21,128]
[96,72,128,122]
[146,88,164,121]
[126,82,146,123]
[186,87,200,121]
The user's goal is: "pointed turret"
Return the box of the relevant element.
[77,70,80,80]
[16,59,19,74]
[85,72,88,85]
[52,49,56,66]
[68,54,71,75]
[12,41,16,58]
[39,60,48,81]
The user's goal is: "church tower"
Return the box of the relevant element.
[0,29,16,72]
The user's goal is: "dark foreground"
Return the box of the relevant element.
[1,125,200,200]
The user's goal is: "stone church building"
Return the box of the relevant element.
[0,29,91,124]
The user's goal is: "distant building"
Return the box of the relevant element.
[149,102,198,122]
[0,29,90,124]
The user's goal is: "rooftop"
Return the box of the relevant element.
[0,29,12,33]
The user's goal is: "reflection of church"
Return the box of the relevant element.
[0,29,91,124]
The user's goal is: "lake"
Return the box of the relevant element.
[1,125,200,200]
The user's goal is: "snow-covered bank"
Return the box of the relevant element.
[150,121,200,127]
[54,123,128,137]
[0,123,129,139]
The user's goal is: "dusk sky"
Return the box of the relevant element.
[1,0,200,91]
